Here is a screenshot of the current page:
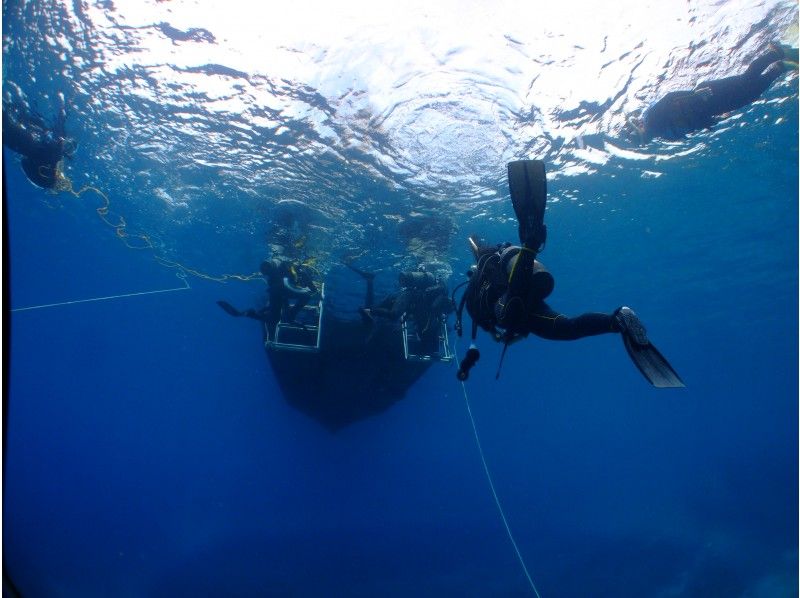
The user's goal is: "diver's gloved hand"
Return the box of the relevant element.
[216,300,243,317]
[614,306,649,346]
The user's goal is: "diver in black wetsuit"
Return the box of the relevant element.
[217,258,318,331]
[455,159,683,387]
[630,43,797,142]
[2,91,73,189]
[466,239,620,341]
[347,264,453,345]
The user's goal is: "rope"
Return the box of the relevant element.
[10,273,190,312]
[453,344,542,597]
[51,165,263,284]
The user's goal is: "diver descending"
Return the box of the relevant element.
[629,42,798,142]
[455,159,683,387]
[2,90,73,189]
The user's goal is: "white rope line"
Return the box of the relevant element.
[10,274,190,312]
[454,344,542,598]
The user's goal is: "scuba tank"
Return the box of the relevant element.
[502,247,554,301]
[454,239,554,380]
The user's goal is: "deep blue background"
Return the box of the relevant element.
[4,101,798,597]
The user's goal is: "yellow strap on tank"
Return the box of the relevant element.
[507,246,535,284]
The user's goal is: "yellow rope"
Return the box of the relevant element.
[51,163,263,283]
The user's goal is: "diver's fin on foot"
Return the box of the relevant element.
[622,334,685,388]
[507,159,547,249]
[216,300,243,317]
[615,307,683,388]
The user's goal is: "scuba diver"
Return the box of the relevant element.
[2,90,74,189]
[630,42,798,142]
[347,263,453,346]
[454,159,683,388]
[217,258,319,331]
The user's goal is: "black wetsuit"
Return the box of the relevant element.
[468,243,619,342]
[368,273,450,334]
[356,270,451,350]
[261,261,317,323]
[2,102,68,189]
[217,261,316,330]
[643,46,786,140]
[525,301,615,340]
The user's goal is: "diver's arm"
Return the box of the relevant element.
[282,276,311,295]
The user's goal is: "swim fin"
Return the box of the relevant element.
[616,307,684,388]
[216,300,243,317]
[507,159,547,249]
[622,334,685,388]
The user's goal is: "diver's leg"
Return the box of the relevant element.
[391,291,410,320]
[744,46,785,80]
[360,293,392,325]
[711,46,788,105]
[527,301,617,341]
[365,276,374,309]
[750,61,786,94]
[366,294,400,320]
[344,262,376,307]
[285,295,310,322]
[368,306,394,319]
[244,308,271,322]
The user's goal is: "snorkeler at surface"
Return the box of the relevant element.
[454,159,683,387]
[217,258,319,331]
[2,91,73,189]
[629,42,798,142]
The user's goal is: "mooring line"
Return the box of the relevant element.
[10,273,190,312]
[453,344,541,597]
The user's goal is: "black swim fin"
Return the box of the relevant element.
[507,159,547,249]
[615,306,684,388]
[622,334,685,388]
[216,300,243,317]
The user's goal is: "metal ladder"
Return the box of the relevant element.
[401,314,453,363]
[264,284,325,353]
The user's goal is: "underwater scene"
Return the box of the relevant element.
[3,0,798,596]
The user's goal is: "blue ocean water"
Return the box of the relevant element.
[3,1,799,596]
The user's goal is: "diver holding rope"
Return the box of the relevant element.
[216,257,319,333]
[454,159,684,387]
